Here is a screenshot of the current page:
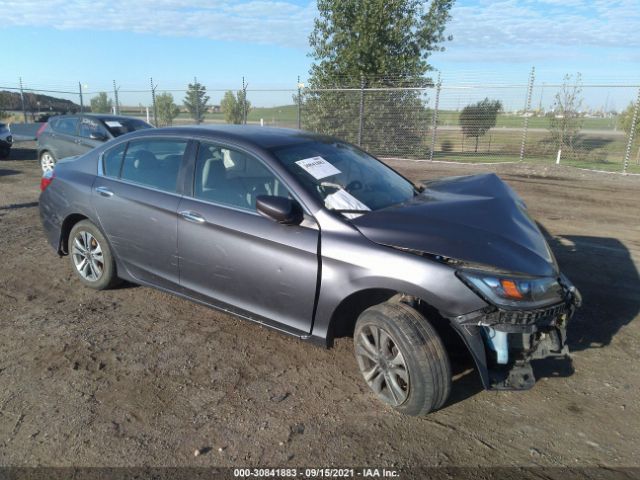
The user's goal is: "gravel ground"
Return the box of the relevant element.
[0,142,639,468]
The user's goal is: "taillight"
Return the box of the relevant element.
[40,170,55,191]
[36,122,47,139]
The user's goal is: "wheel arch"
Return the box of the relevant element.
[58,213,89,255]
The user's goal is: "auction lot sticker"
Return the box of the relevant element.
[296,156,341,179]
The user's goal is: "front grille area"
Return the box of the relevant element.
[489,302,568,326]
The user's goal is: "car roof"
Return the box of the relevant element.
[50,114,146,122]
[134,125,332,149]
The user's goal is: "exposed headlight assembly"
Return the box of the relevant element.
[457,270,564,309]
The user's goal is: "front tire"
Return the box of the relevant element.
[354,302,451,416]
[0,146,9,159]
[40,151,56,172]
[68,220,118,290]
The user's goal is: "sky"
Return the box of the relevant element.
[2,0,639,110]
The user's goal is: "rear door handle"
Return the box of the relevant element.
[96,186,114,197]
[179,210,205,224]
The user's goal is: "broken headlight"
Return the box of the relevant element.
[457,270,564,309]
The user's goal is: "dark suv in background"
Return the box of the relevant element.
[37,114,152,172]
[0,122,12,159]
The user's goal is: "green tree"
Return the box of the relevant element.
[302,0,454,156]
[90,92,113,114]
[220,90,251,124]
[156,92,180,127]
[549,73,584,153]
[459,98,502,152]
[618,102,640,164]
[183,79,210,124]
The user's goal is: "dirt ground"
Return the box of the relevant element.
[0,142,639,469]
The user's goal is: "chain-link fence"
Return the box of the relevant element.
[1,71,639,174]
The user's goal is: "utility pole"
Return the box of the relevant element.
[194,76,200,124]
[297,75,302,130]
[242,76,247,125]
[622,87,640,174]
[150,77,158,126]
[19,77,27,122]
[113,80,120,115]
[519,66,535,162]
[358,74,365,146]
[429,73,442,161]
[78,82,84,113]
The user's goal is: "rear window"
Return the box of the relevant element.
[102,118,152,137]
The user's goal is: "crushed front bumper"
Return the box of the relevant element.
[449,279,581,390]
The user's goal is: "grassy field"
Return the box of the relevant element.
[117,104,636,173]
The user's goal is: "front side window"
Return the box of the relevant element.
[103,118,152,137]
[193,142,292,211]
[53,117,79,136]
[119,139,187,193]
[79,117,109,139]
[269,141,416,214]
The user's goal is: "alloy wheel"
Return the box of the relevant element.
[41,152,55,172]
[355,324,409,406]
[71,231,104,282]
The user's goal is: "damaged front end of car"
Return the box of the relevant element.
[450,270,581,390]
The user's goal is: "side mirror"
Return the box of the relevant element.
[256,195,303,225]
[89,132,108,141]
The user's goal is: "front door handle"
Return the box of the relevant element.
[96,186,114,197]
[179,210,205,224]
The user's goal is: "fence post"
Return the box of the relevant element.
[78,82,84,114]
[622,87,640,174]
[113,80,120,115]
[19,77,27,122]
[358,74,365,147]
[519,66,535,162]
[150,77,158,126]
[429,73,442,161]
[242,76,248,125]
[297,75,302,130]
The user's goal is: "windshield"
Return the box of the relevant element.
[102,118,152,137]
[269,140,416,215]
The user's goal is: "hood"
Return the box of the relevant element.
[351,173,558,277]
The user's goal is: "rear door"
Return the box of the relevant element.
[92,137,189,289]
[177,141,320,334]
[49,116,80,159]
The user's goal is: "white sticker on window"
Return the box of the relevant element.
[295,156,341,180]
[105,121,123,128]
[324,189,370,219]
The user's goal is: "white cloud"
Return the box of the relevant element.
[2,0,638,56]
[2,0,317,48]
[445,0,640,50]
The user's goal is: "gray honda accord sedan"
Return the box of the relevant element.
[39,125,581,415]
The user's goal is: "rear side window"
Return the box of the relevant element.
[52,117,79,136]
[120,139,187,193]
[102,143,127,178]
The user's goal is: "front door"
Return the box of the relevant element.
[92,138,188,288]
[177,142,319,334]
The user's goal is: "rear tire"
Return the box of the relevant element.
[354,301,451,416]
[68,220,118,290]
[40,151,56,172]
